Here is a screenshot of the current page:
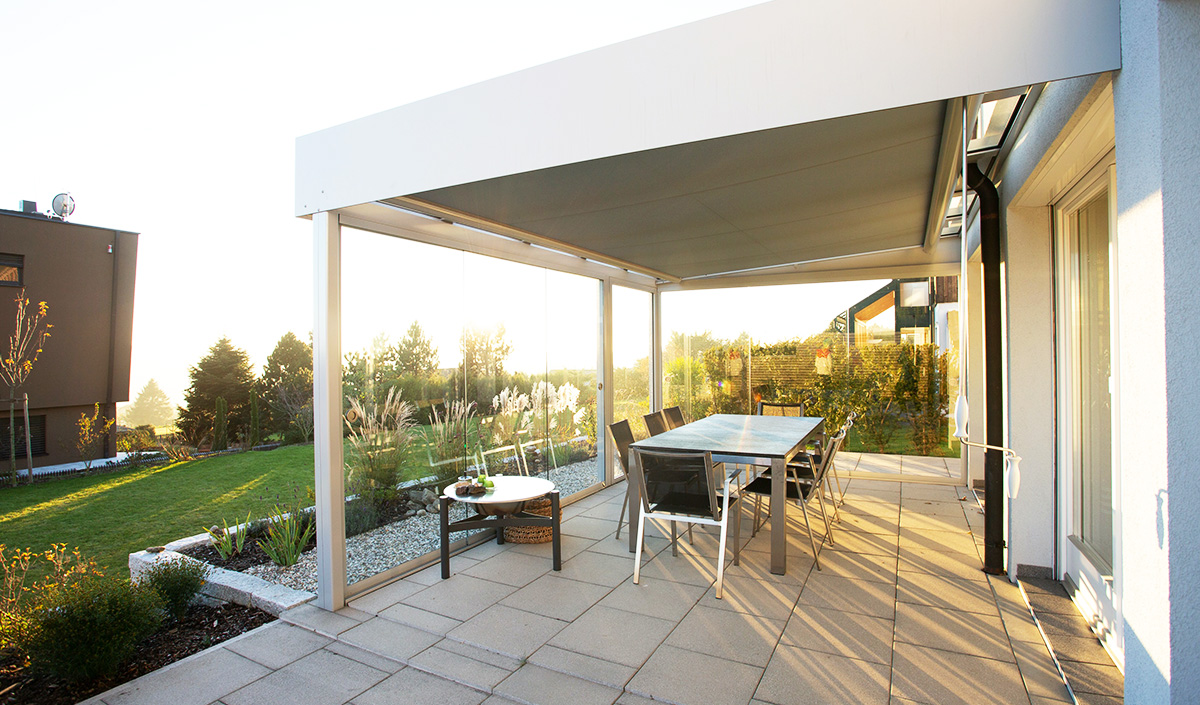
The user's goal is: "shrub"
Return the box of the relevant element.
[76,403,116,469]
[344,499,379,537]
[141,556,210,620]
[15,572,163,682]
[213,396,229,452]
[258,504,315,567]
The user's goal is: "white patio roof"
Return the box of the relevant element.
[296,0,1119,285]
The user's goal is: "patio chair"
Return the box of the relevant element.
[663,406,686,430]
[630,447,741,599]
[643,411,670,437]
[757,400,806,416]
[741,428,844,570]
[610,419,693,545]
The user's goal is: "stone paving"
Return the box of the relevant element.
[85,476,1073,705]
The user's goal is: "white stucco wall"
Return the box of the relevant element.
[1114,2,1200,702]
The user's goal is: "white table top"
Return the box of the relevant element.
[442,475,555,505]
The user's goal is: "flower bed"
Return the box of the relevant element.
[155,457,603,595]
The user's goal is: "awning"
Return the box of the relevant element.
[296,0,1119,285]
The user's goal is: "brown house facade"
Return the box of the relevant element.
[0,207,138,470]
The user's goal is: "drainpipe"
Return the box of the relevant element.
[966,162,1006,575]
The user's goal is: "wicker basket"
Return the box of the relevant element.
[502,497,560,544]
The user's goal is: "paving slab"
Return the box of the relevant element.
[755,644,890,705]
[348,577,428,614]
[781,604,895,665]
[222,648,387,705]
[449,604,568,659]
[350,665,489,705]
[559,549,640,587]
[98,647,271,705]
[378,601,464,635]
[409,644,516,693]
[893,602,1014,662]
[890,642,1031,705]
[628,644,763,705]
[528,644,637,689]
[797,573,897,619]
[462,549,555,587]
[281,603,366,637]
[400,573,517,621]
[499,573,612,622]
[597,575,705,621]
[339,616,444,662]
[1011,639,1073,702]
[666,604,785,667]
[896,571,1000,615]
[697,574,804,621]
[548,604,675,669]
[224,621,331,670]
[494,664,622,705]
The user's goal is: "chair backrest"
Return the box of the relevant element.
[790,428,845,499]
[643,411,670,437]
[663,406,686,429]
[630,448,718,518]
[608,419,634,474]
[757,401,805,417]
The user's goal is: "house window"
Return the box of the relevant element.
[0,254,22,287]
[0,414,47,458]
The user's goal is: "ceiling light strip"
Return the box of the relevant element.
[386,196,681,283]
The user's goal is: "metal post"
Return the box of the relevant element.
[313,211,347,609]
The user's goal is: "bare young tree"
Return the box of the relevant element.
[0,293,51,485]
[275,384,314,443]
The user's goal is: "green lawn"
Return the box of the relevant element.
[844,427,961,457]
[0,446,315,580]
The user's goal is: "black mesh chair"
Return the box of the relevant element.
[610,419,693,543]
[643,411,670,437]
[630,448,741,598]
[757,401,806,417]
[742,428,844,570]
[662,406,686,430]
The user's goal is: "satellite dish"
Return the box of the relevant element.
[51,193,75,220]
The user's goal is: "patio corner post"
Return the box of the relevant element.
[313,210,347,610]
[650,289,663,412]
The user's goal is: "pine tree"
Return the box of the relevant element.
[261,332,312,437]
[395,322,439,376]
[177,337,255,445]
[122,379,174,427]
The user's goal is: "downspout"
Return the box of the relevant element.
[966,161,1006,575]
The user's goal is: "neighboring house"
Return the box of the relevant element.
[0,204,138,470]
[295,2,1197,700]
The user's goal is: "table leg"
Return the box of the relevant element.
[551,491,562,571]
[627,456,641,554]
[770,456,786,575]
[440,496,451,579]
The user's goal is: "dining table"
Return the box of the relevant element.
[629,413,824,575]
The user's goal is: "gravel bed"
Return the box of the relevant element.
[246,458,603,592]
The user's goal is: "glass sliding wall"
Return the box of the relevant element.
[612,286,652,452]
[338,227,600,594]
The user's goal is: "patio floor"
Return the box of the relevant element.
[86,475,1072,705]
[845,452,961,481]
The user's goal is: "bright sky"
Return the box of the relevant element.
[0,0,884,406]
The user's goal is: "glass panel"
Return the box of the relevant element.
[1074,189,1113,567]
[545,270,601,493]
[612,286,651,478]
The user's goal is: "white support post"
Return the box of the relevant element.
[313,211,346,611]
[600,278,615,483]
[650,289,663,412]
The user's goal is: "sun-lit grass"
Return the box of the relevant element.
[0,445,315,580]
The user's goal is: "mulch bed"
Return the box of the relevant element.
[0,602,275,705]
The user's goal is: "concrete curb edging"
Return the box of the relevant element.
[129,549,315,616]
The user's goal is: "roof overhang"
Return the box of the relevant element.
[296,0,1120,284]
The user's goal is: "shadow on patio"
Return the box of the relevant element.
[87,474,1069,705]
